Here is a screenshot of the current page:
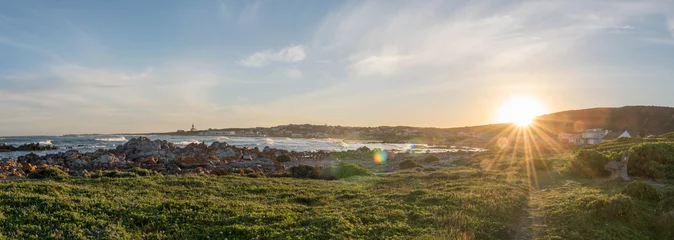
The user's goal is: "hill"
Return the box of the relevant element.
[533,106,674,136]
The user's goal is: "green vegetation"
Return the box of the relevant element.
[564,149,611,178]
[288,164,321,179]
[531,181,674,240]
[423,155,440,163]
[323,163,372,179]
[621,181,660,202]
[27,166,69,179]
[276,155,292,162]
[629,142,674,179]
[399,160,419,169]
[0,167,529,239]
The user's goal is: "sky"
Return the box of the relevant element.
[1,0,674,136]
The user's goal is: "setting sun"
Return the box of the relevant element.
[497,97,545,126]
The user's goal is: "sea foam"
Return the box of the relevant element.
[95,136,127,142]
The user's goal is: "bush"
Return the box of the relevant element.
[322,163,372,180]
[246,172,263,178]
[399,160,418,169]
[128,167,159,176]
[241,168,255,174]
[621,181,660,202]
[276,155,292,162]
[289,165,321,179]
[530,158,552,171]
[656,212,674,239]
[27,166,68,179]
[658,132,674,139]
[603,194,635,219]
[268,172,290,178]
[423,155,440,163]
[628,143,674,179]
[89,170,138,178]
[659,191,674,212]
[564,149,611,178]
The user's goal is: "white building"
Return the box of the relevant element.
[562,128,617,145]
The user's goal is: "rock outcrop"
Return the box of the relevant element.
[0,137,294,178]
[0,143,59,152]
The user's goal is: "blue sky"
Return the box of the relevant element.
[1,0,674,135]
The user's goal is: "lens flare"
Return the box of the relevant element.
[373,151,388,164]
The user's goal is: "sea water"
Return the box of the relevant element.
[0,135,483,158]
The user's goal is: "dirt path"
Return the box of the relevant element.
[513,189,546,240]
[512,170,563,239]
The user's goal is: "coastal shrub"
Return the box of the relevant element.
[27,166,68,179]
[588,194,635,220]
[659,132,674,139]
[246,172,264,178]
[628,143,674,179]
[356,146,371,152]
[276,155,292,162]
[399,160,418,169]
[268,172,290,178]
[564,149,611,178]
[657,212,674,239]
[621,181,659,202]
[423,155,440,163]
[289,165,321,179]
[242,168,255,174]
[659,191,674,212]
[319,167,336,180]
[128,167,159,176]
[325,163,372,179]
[604,194,635,219]
[89,170,138,178]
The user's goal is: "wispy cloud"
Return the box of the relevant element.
[238,45,306,67]
[286,67,303,79]
[313,1,668,78]
[122,67,153,80]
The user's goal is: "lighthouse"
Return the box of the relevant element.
[190,123,197,132]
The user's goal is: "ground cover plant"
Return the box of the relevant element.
[0,167,529,239]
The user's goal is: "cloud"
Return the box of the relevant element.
[238,45,306,67]
[122,67,153,80]
[313,1,668,78]
[286,67,303,78]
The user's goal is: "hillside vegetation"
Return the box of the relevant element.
[535,106,674,136]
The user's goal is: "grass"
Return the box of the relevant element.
[531,181,674,240]
[0,167,529,239]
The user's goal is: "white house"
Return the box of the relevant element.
[563,128,609,145]
[602,130,632,142]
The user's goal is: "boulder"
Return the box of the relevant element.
[92,153,118,165]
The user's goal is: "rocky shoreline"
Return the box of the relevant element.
[0,137,467,179]
[0,137,344,178]
[0,143,59,152]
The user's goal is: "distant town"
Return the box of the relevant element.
[164,123,635,147]
[169,123,489,143]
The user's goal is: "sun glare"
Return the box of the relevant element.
[497,97,545,126]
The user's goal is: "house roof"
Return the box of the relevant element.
[602,130,630,140]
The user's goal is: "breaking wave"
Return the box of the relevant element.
[264,138,275,145]
[38,140,52,145]
[95,136,127,142]
[175,140,200,145]
[338,141,349,148]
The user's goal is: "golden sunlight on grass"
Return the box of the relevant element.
[497,97,545,127]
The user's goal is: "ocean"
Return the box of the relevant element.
[0,135,482,158]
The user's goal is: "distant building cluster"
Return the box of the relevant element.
[559,128,632,145]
